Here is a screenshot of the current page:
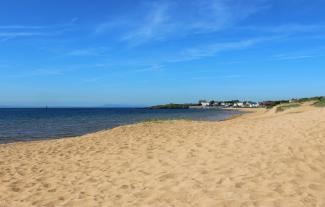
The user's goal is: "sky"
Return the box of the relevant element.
[0,0,325,107]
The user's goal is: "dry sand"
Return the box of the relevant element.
[1,104,325,206]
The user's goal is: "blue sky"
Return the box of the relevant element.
[0,0,325,106]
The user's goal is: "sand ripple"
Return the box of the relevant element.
[1,105,325,206]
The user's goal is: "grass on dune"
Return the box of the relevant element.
[314,98,325,107]
[296,96,325,107]
[276,103,301,112]
[297,96,324,103]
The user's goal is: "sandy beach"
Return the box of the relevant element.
[1,103,325,207]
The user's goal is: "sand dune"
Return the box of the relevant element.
[1,104,325,206]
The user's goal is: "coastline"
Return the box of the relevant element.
[0,108,243,146]
[1,104,325,206]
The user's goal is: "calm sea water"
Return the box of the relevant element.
[0,108,240,144]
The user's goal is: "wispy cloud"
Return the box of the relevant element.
[0,32,45,37]
[267,24,325,34]
[34,68,64,76]
[0,25,49,29]
[186,0,269,32]
[121,3,172,46]
[5,68,64,78]
[240,24,325,34]
[95,2,173,46]
[95,0,268,46]
[94,19,131,35]
[0,18,78,41]
[269,46,325,61]
[94,0,325,50]
[0,32,47,42]
[133,64,164,72]
[273,54,323,61]
[169,38,265,62]
[0,17,79,30]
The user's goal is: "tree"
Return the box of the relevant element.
[198,100,207,104]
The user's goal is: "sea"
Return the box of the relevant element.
[0,108,241,144]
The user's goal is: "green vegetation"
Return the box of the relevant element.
[276,103,301,112]
[297,96,324,103]
[263,100,290,109]
[314,97,325,107]
[264,96,325,109]
[293,96,325,107]
[149,96,325,110]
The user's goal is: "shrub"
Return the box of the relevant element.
[298,96,323,103]
[276,103,301,112]
[314,97,325,107]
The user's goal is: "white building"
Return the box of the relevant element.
[234,102,244,107]
[247,102,259,108]
[201,102,210,108]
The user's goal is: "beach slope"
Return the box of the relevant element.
[1,104,325,206]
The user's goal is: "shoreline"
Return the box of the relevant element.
[0,108,245,146]
[1,104,324,206]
